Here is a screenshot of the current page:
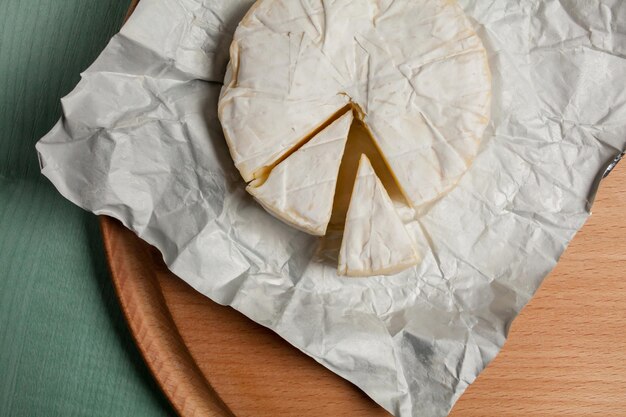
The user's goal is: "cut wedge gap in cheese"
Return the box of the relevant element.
[331,115,410,229]
[249,103,353,185]
[316,115,412,265]
[338,155,420,277]
[247,111,354,236]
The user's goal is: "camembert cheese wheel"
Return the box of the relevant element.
[219,0,491,276]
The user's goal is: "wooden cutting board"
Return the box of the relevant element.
[101,161,626,417]
[101,2,626,415]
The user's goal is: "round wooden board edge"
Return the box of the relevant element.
[100,216,233,417]
[99,1,229,413]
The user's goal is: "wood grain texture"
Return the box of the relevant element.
[451,164,626,416]
[101,218,233,417]
[101,163,626,417]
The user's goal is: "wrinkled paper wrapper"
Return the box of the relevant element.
[36,1,626,416]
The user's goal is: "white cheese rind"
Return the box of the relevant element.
[219,0,491,209]
[219,24,351,182]
[338,155,420,277]
[247,111,353,236]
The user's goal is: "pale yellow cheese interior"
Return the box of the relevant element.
[317,109,412,267]
[329,113,407,231]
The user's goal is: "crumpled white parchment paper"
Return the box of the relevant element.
[36,0,626,416]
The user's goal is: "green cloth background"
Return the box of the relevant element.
[0,1,174,415]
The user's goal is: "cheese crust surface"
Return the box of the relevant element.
[219,0,491,275]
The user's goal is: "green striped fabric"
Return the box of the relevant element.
[0,1,174,416]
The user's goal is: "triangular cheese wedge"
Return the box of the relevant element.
[247,111,353,236]
[338,155,419,276]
